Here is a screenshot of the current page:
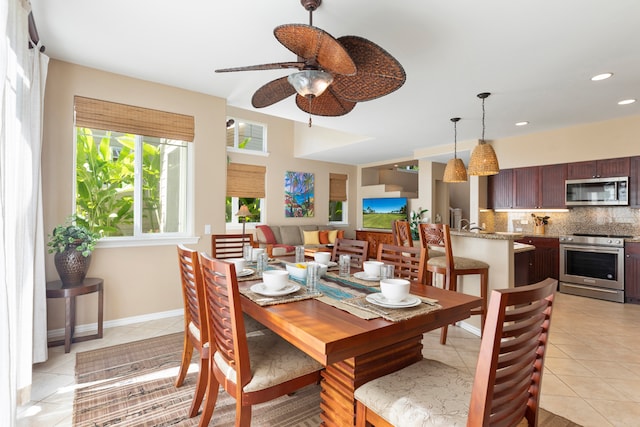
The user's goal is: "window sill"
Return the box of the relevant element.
[96,235,200,249]
[226,147,270,157]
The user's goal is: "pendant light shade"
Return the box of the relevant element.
[443,117,468,183]
[467,92,500,176]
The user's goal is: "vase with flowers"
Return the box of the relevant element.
[531,214,550,235]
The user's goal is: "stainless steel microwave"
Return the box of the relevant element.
[565,177,629,206]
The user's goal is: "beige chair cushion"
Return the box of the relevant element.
[427,255,489,270]
[354,359,472,426]
[213,329,323,393]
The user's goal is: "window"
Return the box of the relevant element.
[226,118,266,153]
[329,173,348,223]
[226,163,266,226]
[225,197,263,224]
[74,96,194,239]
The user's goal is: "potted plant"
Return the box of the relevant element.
[48,215,100,286]
[409,208,429,241]
[531,214,550,235]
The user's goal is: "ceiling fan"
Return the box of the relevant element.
[215,0,406,125]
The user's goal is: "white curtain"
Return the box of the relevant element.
[1,0,50,425]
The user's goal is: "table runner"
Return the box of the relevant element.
[240,259,442,321]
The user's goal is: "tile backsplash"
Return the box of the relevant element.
[482,207,640,237]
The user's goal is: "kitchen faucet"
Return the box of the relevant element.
[458,219,485,231]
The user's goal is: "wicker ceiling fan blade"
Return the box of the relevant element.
[274,24,356,76]
[215,61,305,73]
[295,88,356,117]
[331,36,406,102]
[252,76,297,108]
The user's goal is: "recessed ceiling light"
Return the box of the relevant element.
[515,121,529,126]
[591,73,613,81]
[618,99,636,105]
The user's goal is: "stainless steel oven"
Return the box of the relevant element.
[559,234,627,303]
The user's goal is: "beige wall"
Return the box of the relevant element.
[43,60,356,332]
[490,114,640,168]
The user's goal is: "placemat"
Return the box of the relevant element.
[325,271,380,287]
[239,281,321,306]
[340,295,443,322]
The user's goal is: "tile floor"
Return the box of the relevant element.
[18,292,640,427]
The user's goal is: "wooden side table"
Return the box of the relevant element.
[46,277,104,353]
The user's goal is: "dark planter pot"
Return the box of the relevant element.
[54,245,91,286]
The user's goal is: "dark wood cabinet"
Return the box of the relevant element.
[539,163,567,208]
[487,169,513,209]
[567,157,630,179]
[625,242,640,304]
[516,237,559,283]
[356,230,394,259]
[513,167,539,208]
[489,164,566,209]
[514,250,533,287]
[630,156,640,208]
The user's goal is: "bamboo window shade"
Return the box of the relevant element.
[226,163,266,199]
[74,96,195,142]
[329,173,348,201]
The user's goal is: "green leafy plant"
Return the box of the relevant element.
[47,215,100,257]
[531,214,550,226]
[410,208,429,240]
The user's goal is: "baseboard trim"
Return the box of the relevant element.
[47,308,184,340]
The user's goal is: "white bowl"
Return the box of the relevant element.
[314,251,331,264]
[262,270,289,291]
[228,257,246,273]
[286,262,327,280]
[363,261,384,278]
[380,278,410,303]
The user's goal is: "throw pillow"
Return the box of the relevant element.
[303,230,320,245]
[256,225,277,244]
[318,230,330,244]
[327,229,338,244]
[337,230,345,239]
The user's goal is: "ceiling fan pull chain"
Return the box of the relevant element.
[308,97,313,127]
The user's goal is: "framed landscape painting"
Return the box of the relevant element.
[285,171,314,217]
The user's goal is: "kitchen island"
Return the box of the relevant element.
[444,230,534,335]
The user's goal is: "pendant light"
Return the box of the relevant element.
[443,117,468,183]
[467,92,500,176]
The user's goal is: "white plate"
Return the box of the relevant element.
[354,271,380,281]
[236,268,255,277]
[366,293,421,308]
[250,283,300,297]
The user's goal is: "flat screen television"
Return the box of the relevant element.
[362,197,408,230]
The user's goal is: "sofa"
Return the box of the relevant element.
[255,224,345,256]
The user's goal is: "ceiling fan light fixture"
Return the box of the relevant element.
[288,70,334,98]
[468,92,500,176]
[443,117,468,183]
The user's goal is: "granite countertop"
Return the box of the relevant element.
[450,230,523,240]
[513,242,536,253]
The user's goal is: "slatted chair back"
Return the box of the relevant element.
[376,243,427,285]
[211,233,255,259]
[392,220,413,247]
[197,253,323,425]
[175,244,209,417]
[355,278,556,427]
[331,238,369,267]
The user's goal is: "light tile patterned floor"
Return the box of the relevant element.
[18,293,640,427]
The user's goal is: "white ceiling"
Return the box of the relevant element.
[30,0,640,166]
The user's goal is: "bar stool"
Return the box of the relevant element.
[392,220,413,247]
[419,223,488,345]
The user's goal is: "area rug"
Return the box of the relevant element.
[73,332,580,427]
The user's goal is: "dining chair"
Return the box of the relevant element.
[355,278,557,427]
[331,237,369,267]
[175,244,209,418]
[197,252,323,427]
[376,243,427,285]
[392,220,413,247]
[419,222,489,345]
[211,233,255,259]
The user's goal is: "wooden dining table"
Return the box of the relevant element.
[239,260,482,426]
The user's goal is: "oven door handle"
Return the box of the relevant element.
[561,245,623,255]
